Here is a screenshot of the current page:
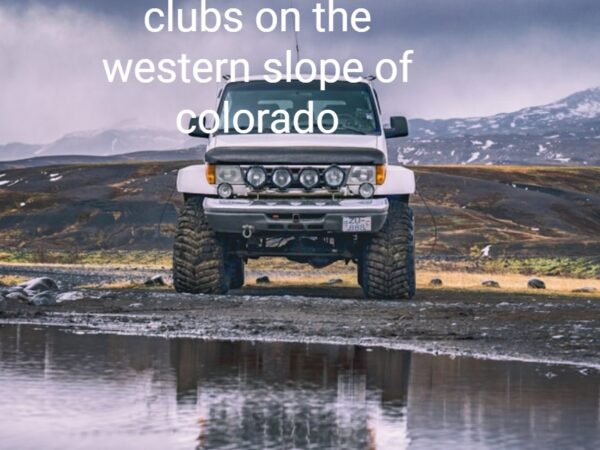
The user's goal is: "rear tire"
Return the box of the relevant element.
[361,199,415,300]
[173,196,229,294]
[228,257,245,289]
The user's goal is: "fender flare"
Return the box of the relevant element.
[375,165,415,195]
[177,164,217,195]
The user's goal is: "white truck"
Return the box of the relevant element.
[174,77,416,299]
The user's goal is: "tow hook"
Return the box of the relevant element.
[242,225,255,239]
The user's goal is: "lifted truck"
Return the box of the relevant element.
[174,77,416,299]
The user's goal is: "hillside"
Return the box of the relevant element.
[0,162,598,260]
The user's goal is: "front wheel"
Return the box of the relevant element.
[173,196,229,294]
[360,199,416,300]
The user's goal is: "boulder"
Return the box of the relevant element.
[5,291,30,302]
[30,291,57,306]
[528,278,546,289]
[429,278,443,287]
[19,277,59,292]
[145,275,166,287]
[56,291,86,303]
[572,286,597,294]
[256,276,271,284]
[482,280,500,288]
[8,286,26,294]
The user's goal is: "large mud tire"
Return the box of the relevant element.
[173,197,228,294]
[227,257,245,289]
[361,199,416,300]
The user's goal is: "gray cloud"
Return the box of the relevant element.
[0,0,599,144]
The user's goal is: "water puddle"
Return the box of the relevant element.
[0,324,598,449]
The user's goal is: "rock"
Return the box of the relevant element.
[572,286,597,293]
[30,291,57,306]
[8,286,26,293]
[5,291,29,302]
[256,276,271,284]
[19,277,59,292]
[145,275,166,287]
[482,280,500,288]
[56,291,86,303]
[429,278,443,286]
[324,278,343,286]
[528,278,546,289]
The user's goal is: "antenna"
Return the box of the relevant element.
[291,0,300,63]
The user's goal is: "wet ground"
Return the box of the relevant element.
[2,265,600,369]
[0,324,598,450]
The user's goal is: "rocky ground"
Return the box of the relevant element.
[1,265,599,369]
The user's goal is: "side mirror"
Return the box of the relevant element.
[385,116,409,139]
[188,116,210,139]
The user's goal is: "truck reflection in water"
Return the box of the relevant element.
[169,339,411,449]
[0,325,598,450]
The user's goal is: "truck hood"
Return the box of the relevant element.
[210,134,383,152]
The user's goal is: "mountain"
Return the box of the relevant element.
[409,87,600,138]
[396,87,600,165]
[0,127,195,162]
[1,87,600,165]
[0,143,44,161]
[0,148,206,171]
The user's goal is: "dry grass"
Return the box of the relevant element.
[79,281,172,290]
[416,270,600,295]
[246,266,599,296]
[247,272,356,287]
[246,258,351,273]
[0,275,28,286]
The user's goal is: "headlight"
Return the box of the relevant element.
[359,183,375,199]
[245,166,267,189]
[323,166,345,189]
[272,168,293,189]
[216,166,243,184]
[299,168,320,190]
[348,166,375,184]
[217,183,233,199]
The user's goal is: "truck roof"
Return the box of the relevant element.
[223,75,374,84]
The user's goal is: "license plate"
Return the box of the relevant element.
[343,216,372,232]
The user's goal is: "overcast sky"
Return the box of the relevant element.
[1,0,599,144]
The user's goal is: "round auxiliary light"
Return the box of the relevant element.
[299,168,320,190]
[246,166,267,189]
[217,183,234,199]
[359,183,375,199]
[324,166,345,189]
[272,168,293,189]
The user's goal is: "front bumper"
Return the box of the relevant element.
[203,198,389,234]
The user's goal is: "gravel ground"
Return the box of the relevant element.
[1,264,599,369]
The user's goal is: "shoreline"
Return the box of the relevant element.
[3,283,599,370]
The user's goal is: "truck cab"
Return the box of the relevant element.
[174,77,416,299]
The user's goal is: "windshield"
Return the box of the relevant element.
[216,80,381,135]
